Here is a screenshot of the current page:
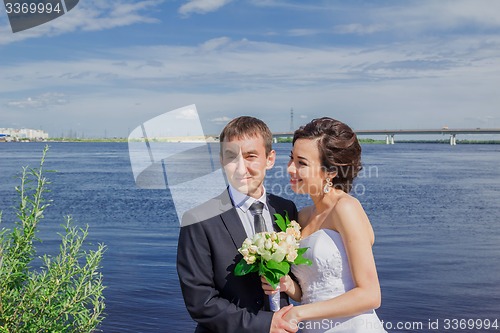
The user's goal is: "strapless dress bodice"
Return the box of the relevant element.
[291,229,387,333]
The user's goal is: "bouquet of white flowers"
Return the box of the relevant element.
[234,212,312,311]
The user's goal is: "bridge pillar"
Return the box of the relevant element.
[450,134,457,146]
[390,134,395,144]
[273,137,278,144]
[386,135,390,145]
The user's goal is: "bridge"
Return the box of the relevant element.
[272,128,500,145]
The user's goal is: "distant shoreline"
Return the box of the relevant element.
[2,138,500,144]
[278,138,500,144]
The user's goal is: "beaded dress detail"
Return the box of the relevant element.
[291,229,386,333]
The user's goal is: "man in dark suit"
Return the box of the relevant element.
[177,116,299,333]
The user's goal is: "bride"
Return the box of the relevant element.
[262,117,387,333]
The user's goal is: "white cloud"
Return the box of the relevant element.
[6,93,68,109]
[248,0,325,11]
[3,34,500,96]
[76,1,161,32]
[333,24,386,36]
[287,29,319,37]
[5,0,500,135]
[364,0,500,37]
[199,37,232,51]
[211,116,231,123]
[179,0,232,16]
[250,1,500,38]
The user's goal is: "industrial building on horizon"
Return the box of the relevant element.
[0,128,49,142]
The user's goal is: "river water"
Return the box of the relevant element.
[0,142,499,332]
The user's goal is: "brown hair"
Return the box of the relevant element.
[293,117,362,193]
[219,116,273,155]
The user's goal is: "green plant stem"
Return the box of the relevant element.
[0,145,106,332]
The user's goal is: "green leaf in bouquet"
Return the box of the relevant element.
[234,258,259,276]
[266,260,290,276]
[293,247,312,266]
[273,213,287,232]
[274,210,292,231]
[259,263,279,289]
[297,247,308,256]
[260,260,291,289]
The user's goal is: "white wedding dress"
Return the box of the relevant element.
[291,229,387,333]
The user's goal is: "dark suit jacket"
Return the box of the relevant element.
[176,189,298,333]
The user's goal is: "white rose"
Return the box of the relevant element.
[285,234,295,245]
[286,250,298,262]
[286,220,302,240]
[254,236,265,251]
[257,241,268,257]
[249,245,258,254]
[271,246,287,262]
[245,255,256,264]
[277,232,288,242]
[289,220,301,230]
[261,250,272,261]
[243,238,253,247]
[253,233,264,244]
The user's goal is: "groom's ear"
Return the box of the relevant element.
[265,150,276,170]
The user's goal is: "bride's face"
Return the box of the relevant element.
[287,138,326,195]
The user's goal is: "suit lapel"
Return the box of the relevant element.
[219,191,287,247]
[219,190,248,249]
[267,193,281,232]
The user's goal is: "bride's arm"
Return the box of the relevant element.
[261,275,302,302]
[285,197,382,322]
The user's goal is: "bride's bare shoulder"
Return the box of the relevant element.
[335,194,362,212]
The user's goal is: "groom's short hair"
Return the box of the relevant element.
[219,116,273,156]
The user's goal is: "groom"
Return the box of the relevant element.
[177,116,299,333]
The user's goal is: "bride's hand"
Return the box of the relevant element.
[283,306,301,327]
[261,275,294,295]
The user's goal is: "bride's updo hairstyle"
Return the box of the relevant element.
[293,117,362,193]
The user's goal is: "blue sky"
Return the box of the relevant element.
[2,0,500,138]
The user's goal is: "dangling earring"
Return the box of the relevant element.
[323,177,333,194]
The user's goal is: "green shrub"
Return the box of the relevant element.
[0,146,106,332]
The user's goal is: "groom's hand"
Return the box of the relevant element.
[270,304,298,333]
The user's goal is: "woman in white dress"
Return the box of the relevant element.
[262,117,387,333]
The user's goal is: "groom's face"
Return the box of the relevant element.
[220,134,275,199]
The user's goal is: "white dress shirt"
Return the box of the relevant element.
[228,184,274,237]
